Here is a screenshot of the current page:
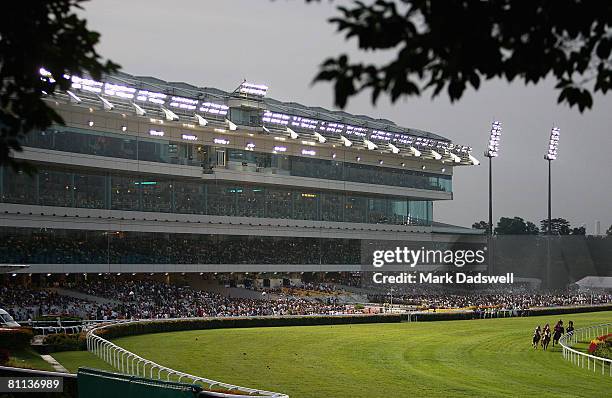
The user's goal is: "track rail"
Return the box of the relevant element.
[559,323,611,376]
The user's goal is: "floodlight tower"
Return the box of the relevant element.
[544,127,560,235]
[484,121,502,236]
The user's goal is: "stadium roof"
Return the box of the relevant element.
[575,276,612,289]
[111,71,449,142]
[41,68,477,163]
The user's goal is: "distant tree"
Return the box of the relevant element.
[472,220,488,230]
[310,1,612,111]
[541,218,571,235]
[495,217,539,235]
[525,221,540,235]
[0,1,119,170]
[607,225,612,236]
[571,226,586,235]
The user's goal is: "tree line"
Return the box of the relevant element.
[471,217,609,235]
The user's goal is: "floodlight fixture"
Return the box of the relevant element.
[214,138,230,145]
[448,152,461,163]
[364,139,377,150]
[340,135,352,147]
[66,90,82,103]
[97,95,114,111]
[194,114,208,126]
[132,102,146,116]
[149,129,164,137]
[238,81,268,97]
[313,132,327,143]
[262,126,270,133]
[409,146,421,157]
[287,127,299,139]
[431,150,442,160]
[226,119,237,131]
[544,127,560,160]
[388,143,400,154]
[485,120,502,158]
[161,107,179,121]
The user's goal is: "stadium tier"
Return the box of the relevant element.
[0,71,484,275]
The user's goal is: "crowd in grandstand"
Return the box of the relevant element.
[2,276,611,322]
[0,280,346,321]
[0,231,361,265]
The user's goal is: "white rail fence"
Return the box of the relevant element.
[86,320,289,398]
[560,323,611,376]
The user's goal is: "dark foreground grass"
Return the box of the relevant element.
[8,348,55,372]
[100,311,612,398]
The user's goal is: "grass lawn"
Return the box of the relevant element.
[52,350,115,373]
[102,311,612,398]
[8,348,55,372]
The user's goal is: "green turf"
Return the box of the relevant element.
[105,312,612,398]
[8,348,55,372]
[52,350,115,373]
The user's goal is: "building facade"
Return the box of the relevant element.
[0,72,483,275]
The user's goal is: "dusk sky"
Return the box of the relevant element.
[81,0,612,232]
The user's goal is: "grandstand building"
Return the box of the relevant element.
[0,71,484,283]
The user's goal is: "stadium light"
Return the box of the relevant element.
[132,102,146,116]
[448,152,461,163]
[388,143,400,154]
[340,135,352,147]
[238,81,268,97]
[161,107,179,121]
[430,150,442,160]
[97,95,114,111]
[214,138,230,145]
[483,120,502,236]
[409,146,421,157]
[485,121,502,158]
[313,132,327,144]
[364,139,378,150]
[545,127,560,161]
[226,119,237,131]
[287,127,299,139]
[149,129,164,137]
[194,114,208,126]
[544,126,560,235]
[66,90,82,103]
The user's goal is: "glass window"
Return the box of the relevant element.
[110,175,140,211]
[293,191,319,220]
[236,185,265,217]
[321,192,343,222]
[174,180,206,214]
[2,168,37,205]
[344,195,367,223]
[265,188,292,219]
[207,183,236,216]
[75,172,106,209]
[141,178,173,213]
[38,170,73,207]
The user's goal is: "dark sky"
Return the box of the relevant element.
[81,0,612,233]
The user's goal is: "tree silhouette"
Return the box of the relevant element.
[310,1,611,110]
[0,1,119,170]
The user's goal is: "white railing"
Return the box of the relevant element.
[86,319,289,398]
[560,323,611,376]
